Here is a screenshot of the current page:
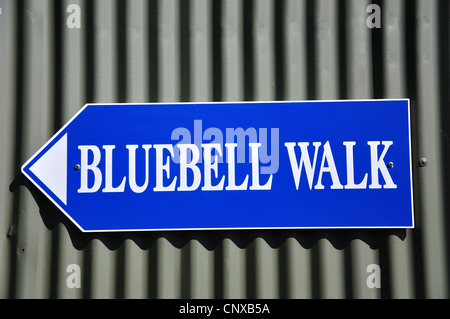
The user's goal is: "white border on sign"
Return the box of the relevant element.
[21,99,414,232]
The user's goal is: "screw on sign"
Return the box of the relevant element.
[419,158,428,167]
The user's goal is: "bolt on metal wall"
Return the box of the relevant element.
[0,0,449,299]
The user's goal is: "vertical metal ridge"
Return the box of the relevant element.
[222,0,244,102]
[382,0,416,299]
[147,0,159,102]
[343,0,380,300]
[370,0,384,99]
[415,0,448,298]
[212,0,223,102]
[159,0,180,102]
[437,0,450,299]
[190,0,212,102]
[284,0,308,101]
[179,0,190,102]
[305,0,316,100]
[116,0,127,103]
[188,240,215,298]
[0,0,17,299]
[314,1,346,299]
[283,237,312,298]
[337,0,347,100]
[221,238,246,298]
[126,0,150,103]
[7,0,25,298]
[252,0,275,101]
[85,0,95,103]
[242,0,254,101]
[46,0,61,299]
[249,0,278,299]
[155,237,181,298]
[14,0,51,299]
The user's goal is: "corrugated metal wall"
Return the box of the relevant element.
[0,0,449,299]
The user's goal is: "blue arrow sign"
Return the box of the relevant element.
[21,99,414,232]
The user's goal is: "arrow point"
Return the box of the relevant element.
[29,133,67,205]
